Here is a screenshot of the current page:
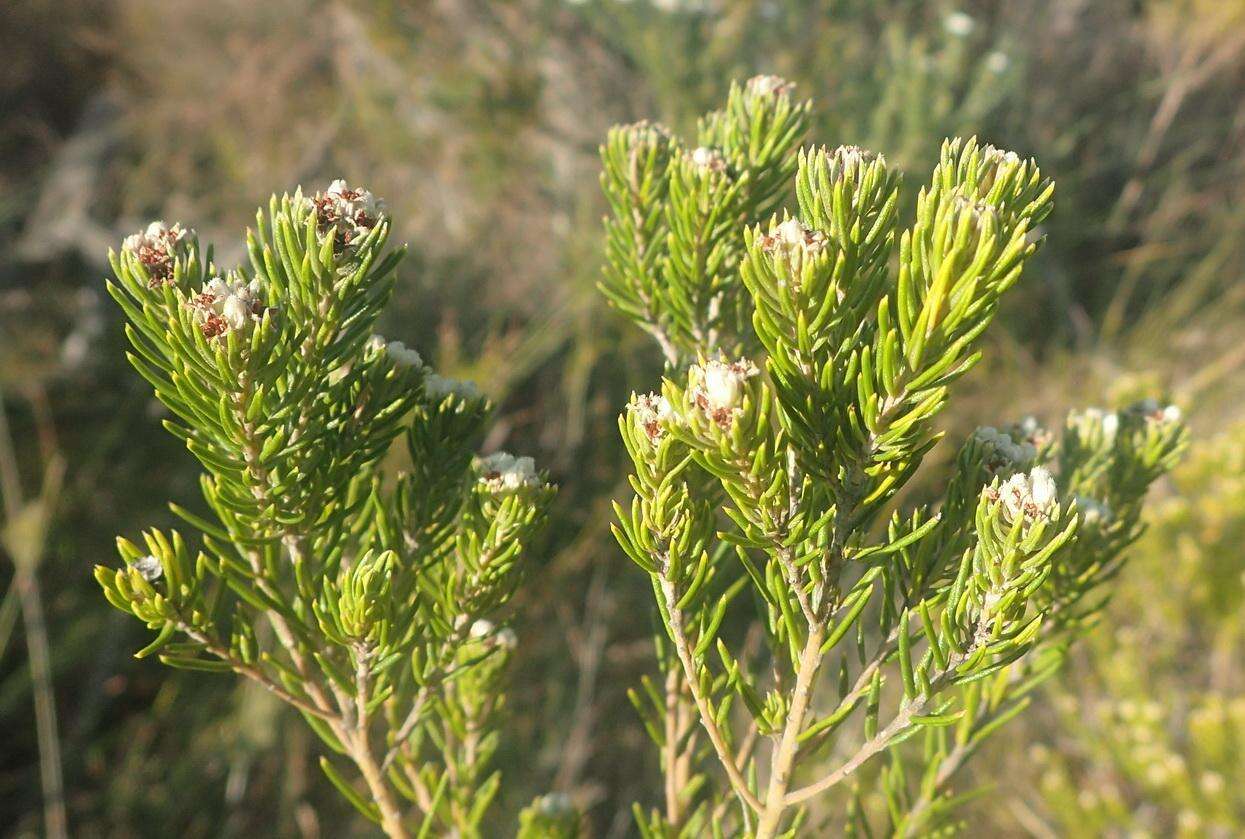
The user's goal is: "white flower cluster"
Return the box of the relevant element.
[123,221,193,287]
[190,277,267,339]
[308,179,383,249]
[1127,398,1181,425]
[982,144,1022,168]
[365,334,423,369]
[949,193,1000,232]
[746,74,795,98]
[1073,494,1113,525]
[623,120,673,150]
[690,357,759,429]
[628,392,674,442]
[972,425,1037,477]
[688,146,728,175]
[1072,407,1120,443]
[469,618,517,649]
[988,465,1059,525]
[1006,415,1053,451]
[478,451,542,493]
[425,372,482,402]
[759,217,827,275]
[535,792,573,816]
[826,144,880,179]
[132,555,163,583]
[943,11,976,37]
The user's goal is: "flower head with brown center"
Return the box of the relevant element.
[307,180,384,250]
[690,358,759,429]
[123,221,193,288]
[189,276,267,339]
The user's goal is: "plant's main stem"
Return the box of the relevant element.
[754,625,825,839]
[660,577,763,814]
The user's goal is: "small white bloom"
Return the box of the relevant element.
[537,792,572,815]
[690,358,759,428]
[1074,494,1113,525]
[189,276,265,339]
[991,466,1059,524]
[1200,771,1225,795]
[385,340,423,369]
[307,180,384,248]
[745,74,795,98]
[761,218,827,270]
[123,221,193,287]
[689,146,727,174]
[366,334,387,353]
[478,451,542,493]
[132,555,163,583]
[628,392,674,442]
[972,426,1037,476]
[496,628,517,649]
[425,373,482,401]
[470,618,495,638]
[985,50,1010,73]
[943,11,976,37]
[623,120,673,150]
[1127,398,1181,425]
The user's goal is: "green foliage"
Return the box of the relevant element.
[1008,421,1245,837]
[94,185,560,838]
[602,79,1187,837]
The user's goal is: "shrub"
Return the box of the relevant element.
[602,78,1187,837]
[95,184,561,838]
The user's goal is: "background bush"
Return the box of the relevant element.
[2,0,1243,836]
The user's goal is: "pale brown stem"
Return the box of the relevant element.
[660,577,763,814]
[754,625,825,839]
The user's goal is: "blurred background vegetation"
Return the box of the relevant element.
[2,0,1243,836]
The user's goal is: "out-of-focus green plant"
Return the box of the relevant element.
[602,78,1188,837]
[1001,422,1245,837]
[94,184,563,838]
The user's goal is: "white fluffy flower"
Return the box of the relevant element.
[425,373,481,401]
[691,358,759,428]
[943,11,976,37]
[190,276,265,338]
[1128,398,1181,425]
[760,218,827,273]
[689,146,727,174]
[537,792,573,816]
[132,555,163,583]
[745,74,795,98]
[384,340,423,368]
[478,452,542,493]
[992,466,1059,524]
[123,221,193,287]
[628,392,674,442]
[308,180,384,248]
[470,618,495,638]
[972,426,1037,476]
[1074,494,1113,525]
[985,50,1010,74]
[496,628,518,649]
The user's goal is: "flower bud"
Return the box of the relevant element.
[131,555,163,583]
[189,276,268,339]
[307,179,384,250]
[627,391,675,443]
[478,452,543,493]
[745,74,795,98]
[425,372,482,402]
[759,217,827,277]
[688,146,728,175]
[690,357,759,429]
[123,221,194,288]
[986,466,1059,526]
